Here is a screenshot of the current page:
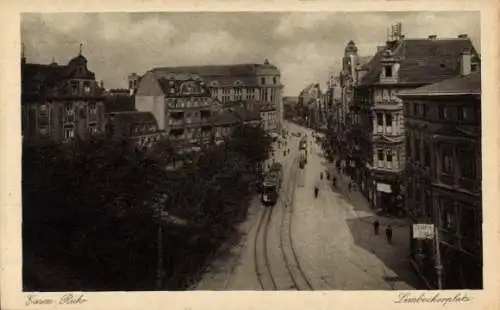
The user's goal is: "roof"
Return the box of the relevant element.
[230,105,261,122]
[359,37,478,86]
[107,111,158,124]
[22,54,97,96]
[398,70,481,97]
[104,95,136,112]
[150,62,280,88]
[210,109,240,126]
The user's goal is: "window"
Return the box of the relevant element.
[439,106,448,120]
[386,113,393,131]
[64,127,74,139]
[386,150,393,162]
[39,104,48,115]
[441,201,456,231]
[88,126,96,134]
[413,103,419,116]
[89,103,97,114]
[442,147,454,174]
[261,77,265,85]
[458,107,469,122]
[422,104,428,117]
[83,81,91,94]
[273,77,277,85]
[377,112,383,126]
[377,149,384,161]
[71,80,79,94]
[65,102,74,115]
[384,66,392,77]
[459,149,476,178]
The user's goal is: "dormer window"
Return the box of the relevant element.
[273,77,277,85]
[71,80,78,94]
[384,66,393,77]
[83,81,91,94]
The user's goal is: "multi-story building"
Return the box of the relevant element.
[135,72,217,153]
[337,41,372,175]
[399,62,482,289]
[104,111,165,150]
[130,59,284,134]
[211,105,262,143]
[297,83,322,129]
[21,50,105,142]
[104,89,136,113]
[351,31,479,215]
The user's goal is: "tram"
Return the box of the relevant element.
[261,163,283,206]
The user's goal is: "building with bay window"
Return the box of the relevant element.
[131,59,283,134]
[135,72,218,154]
[399,65,482,289]
[21,51,105,142]
[351,31,479,215]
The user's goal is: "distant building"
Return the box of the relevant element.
[210,105,261,143]
[21,50,105,142]
[104,111,165,150]
[132,59,284,134]
[135,72,218,153]
[351,31,479,215]
[297,83,322,128]
[400,64,482,289]
[104,90,136,113]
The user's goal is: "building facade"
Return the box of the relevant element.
[400,66,482,289]
[104,111,165,150]
[21,51,105,142]
[131,60,283,134]
[336,41,372,172]
[135,72,217,153]
[351,31,479,215]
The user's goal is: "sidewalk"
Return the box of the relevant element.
[324,161,409,229]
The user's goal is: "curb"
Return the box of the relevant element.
[324,160,409,229]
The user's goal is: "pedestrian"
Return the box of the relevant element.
[385,225,393,244]
[373,220,380,235]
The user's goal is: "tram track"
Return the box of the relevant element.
[278,156,314,290]
[253,193,278,290]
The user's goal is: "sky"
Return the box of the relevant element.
[21,11,480,96]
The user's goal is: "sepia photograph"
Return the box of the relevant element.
[17,10,485,294]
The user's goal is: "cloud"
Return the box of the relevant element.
[175,31,245,64]
[21,12,481,96]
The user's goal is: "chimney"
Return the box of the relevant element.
[460,51,472,76]
[428,35,437,40]
[458,34,468,39]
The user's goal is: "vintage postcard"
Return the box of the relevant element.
[1,1,499,310]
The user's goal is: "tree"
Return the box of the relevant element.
[227,124,273,170]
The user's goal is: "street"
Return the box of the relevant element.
[195,120,420,290]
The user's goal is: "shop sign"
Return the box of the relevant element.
[413,223,435,240]
[376,182,392,193]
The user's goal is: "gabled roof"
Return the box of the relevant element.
[107,111,158,125]
[210,109,240,126]
[22,54,97,96]
[104,95,136,113]
[359,37,478,86]
[230,105,261,122]
[398,70,481,97]
[150,62,280,88]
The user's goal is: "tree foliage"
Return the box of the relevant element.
[23,128,264,291]
[227,124,273,167]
